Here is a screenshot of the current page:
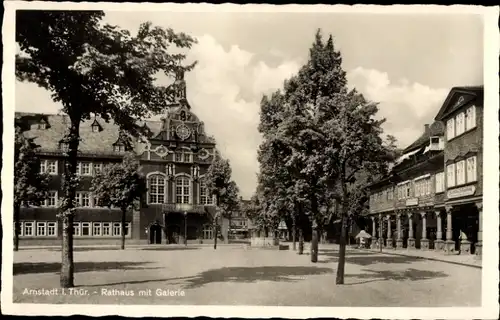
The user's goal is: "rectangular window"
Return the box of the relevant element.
[175,152,183,162]
[456,112,465,136]
[102,223,112,236]
[93,196,101,207]
[92,222,102,236]
[114,145,125,152]
[81,222,91,236]
[465,105,476,130]
[40,160,58,175]
[446,118,455,140]
[77,162,92,176]
[36,222,47,236]
[447,164,456,188]
[76,192,91,207]
[113,223,121,236]
[125,222,131,237]
[466,156,477,182]
[93,163,103,175]
[435,172,445,193]
[73,222,81,236]
[24,221,34,236]
[405,183,411,198]
[456,160,466,185]
[47,222,57,236]
[44,191,58,207]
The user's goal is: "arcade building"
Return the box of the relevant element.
[368,86,483,255]
[15,74,229,246]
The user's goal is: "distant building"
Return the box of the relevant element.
[15,73,231,246]
[368,86,483,255]
[229,198,250,239]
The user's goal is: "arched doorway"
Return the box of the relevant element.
[149,223,163,244]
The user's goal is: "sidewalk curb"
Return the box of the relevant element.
[360,248,482,269]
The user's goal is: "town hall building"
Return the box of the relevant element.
[15,73,228,246]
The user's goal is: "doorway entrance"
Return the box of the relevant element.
[149,223,162,244]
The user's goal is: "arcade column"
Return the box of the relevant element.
[396,212,404,249]
[386,215,393,248]
[407,212,416,249]
[434,210,445,251]
[443,205,455,254]
[371,216,378,249]
[420,211,429,250]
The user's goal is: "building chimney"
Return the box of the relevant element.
[424,124,430,132]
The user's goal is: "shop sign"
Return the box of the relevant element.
[447,185,476,199]
[405,198,418,206]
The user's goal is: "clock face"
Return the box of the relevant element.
[176,124,191,140]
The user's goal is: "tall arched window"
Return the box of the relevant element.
[199,180,213,205]
[148,174,165,204]
[175,176,190,204]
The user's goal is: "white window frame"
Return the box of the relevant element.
[92,222,102,236]
[466,156,477,183]
[24,221,34,236]
[73,222,81,236]
[465,105,477,131]
[455,112,465,136]
[148,174,166,204]
[36,222,47,236]
[125,222,131,237]
[113,223,121,236]
[77,161,92,176]
[199,180,214,205]
[47,222,57,236]
[456,160,466,185]
[446,118,455,140]
[435,172,445,193]
[102,222,112,236]
[81,222,91,236]
[43,191,58,207]
[447,163,456,188]
[114,144,126,152]
[175,150,193,163]
[40,159,58,175]
[93,163,103,175]
[175,176,191,204]
[76,192,91,207]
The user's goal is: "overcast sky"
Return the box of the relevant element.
[15,10,484,199]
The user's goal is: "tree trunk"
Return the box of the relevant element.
[14,204,20,252]
[214,194,219,250]
[311,220,318,263]
[121,208,126,250]
[335,214,348,285]
[60,119,80,288]
[298,228,304,255]
[292,215,296,251]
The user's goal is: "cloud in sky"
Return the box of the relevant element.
[15,33,450,199]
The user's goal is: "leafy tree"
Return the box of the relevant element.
[14,127,50,251]
[204,156,239,249]
[91,153,147,250]
[16,10,196,287]
[320,89,395,284]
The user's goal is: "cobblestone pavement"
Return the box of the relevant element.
[12,244,481,306]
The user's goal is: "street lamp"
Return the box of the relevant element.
[184,211,188,246]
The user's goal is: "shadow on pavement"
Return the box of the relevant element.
[76,266,333,289]
[14,261,160,275]
[183,266,333,289]
[318,250,424,265]
[345,268,448,285]
[140,247,201,251]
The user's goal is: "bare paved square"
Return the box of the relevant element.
[13,245,481,306]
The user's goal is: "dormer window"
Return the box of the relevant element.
[429,136,444,151]
[91,119,103,133]
[38,123,47,130]
[114,144,126,152]
[59,141,69,151]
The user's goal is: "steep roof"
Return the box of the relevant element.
[15,110,214,156]
[403,121,445,153]
[434,85,483,121]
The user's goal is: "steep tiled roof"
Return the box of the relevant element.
[403,121,445,153]
[434,85,483,121]
[16,112,166,155]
